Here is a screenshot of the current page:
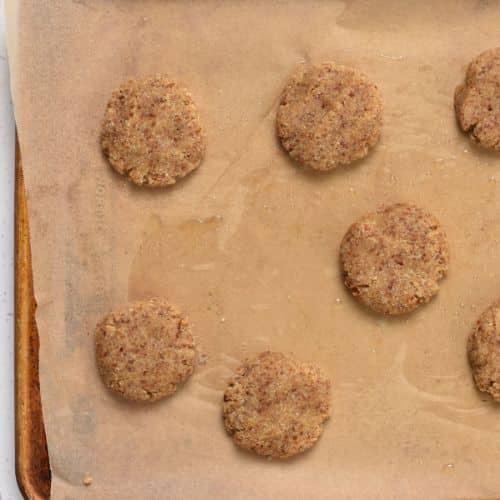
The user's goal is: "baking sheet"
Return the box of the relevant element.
[6,0,500,498]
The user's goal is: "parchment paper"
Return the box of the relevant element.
[6,1,500,498]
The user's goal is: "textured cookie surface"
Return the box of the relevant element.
[95,299,197,402]
[468,300,500,402]
[101,75,205,187]
[454,47,500,151]
[276,62,382,171]
[223,351,331,458]
[340,203,449,315]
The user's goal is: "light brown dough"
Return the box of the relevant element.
[454,47,500,151]
[95,299,197,402]
[101,75,205,187]
[223,351,331,459]
[467,300,500,402]
[276,62,382,171]
[340,203,449,315]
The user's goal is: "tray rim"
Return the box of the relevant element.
[15,134,51,500]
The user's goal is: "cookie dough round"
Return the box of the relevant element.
[340,203,449,315]
[454,47,500,151]
[467,300,500,402]
[276,62,382,171]
[95,299,197,402]
[223,351,331,459]
[101,75,205,187]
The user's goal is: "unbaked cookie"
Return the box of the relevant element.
[276,62,382,171]
[101,75,205,187]
[223,351,331,458]
[95,299,197,402]
[454,47,500,151]
[467,300,500,402]
[340,203,449,315]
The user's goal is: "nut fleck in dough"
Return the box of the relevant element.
[454,47,500,151]
[95,299,197,402]
[340,203,449,315]
[101,75,205,187]
[276,62,382,171]
[468,300,500,402]
[223,351,331,459]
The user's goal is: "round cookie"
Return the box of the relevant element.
[467,300,500,402]
[276,62,382,171]
[454,47,500,151]
[95,299,197,402]
[340,203,449,315]
[101,75,205,187]
[223,351,331,459]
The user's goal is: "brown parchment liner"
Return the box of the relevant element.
[6,1,500,498]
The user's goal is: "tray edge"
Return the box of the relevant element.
[15,134,51,500]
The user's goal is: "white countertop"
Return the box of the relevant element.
[0,0,24,498]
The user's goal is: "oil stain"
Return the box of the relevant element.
[128,213,224,304]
